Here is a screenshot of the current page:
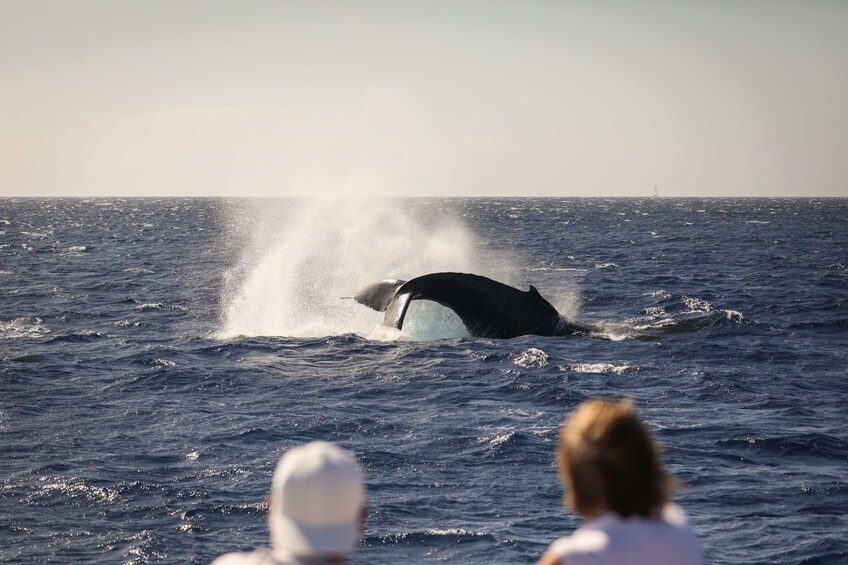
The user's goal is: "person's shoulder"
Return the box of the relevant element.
[661,503,692,527]
[211,548,280,565]
[660,503,701,542]
[541,526,611,564]
[535,544,564,565]
[211,551,250,565]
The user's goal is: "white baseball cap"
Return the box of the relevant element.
[268,441,366,557]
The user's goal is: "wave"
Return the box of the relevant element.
[717,433,848,461]
[643,290,672,299]
[47,330,105,343]
[7,354,46,363]
[582,294,748,340]
[512,348,549,369]
[134,358,176,368]
[633,310,740,333]
[561,362,629,375]
[529,266,588,272]
[123,267,155,274]
[132,303,189,312]
[0,317,50,339]
[28,477,123,506]
[373,528,493,545]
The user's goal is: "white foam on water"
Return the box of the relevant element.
[423,529,485,537]
[644,289,672,299]
[562,362,630,375]
[633,318,678,331]
[589,322,635,341]
[683,296,714,312]
[642,306,667,316]
[123,267,154,274]
[133,303,189,312]
[724,309,744,321]
[0,317,50,339]
[512,348,549,369]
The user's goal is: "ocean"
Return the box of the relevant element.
[1,197,846,564]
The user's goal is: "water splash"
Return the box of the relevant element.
[401,301,469,341]
[218,198,485,338]
[550,288,583,323]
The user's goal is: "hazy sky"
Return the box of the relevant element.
[2,0,847,197]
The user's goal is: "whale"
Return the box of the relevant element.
[353,272,592,339]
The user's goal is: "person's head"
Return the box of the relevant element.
[557,399,672,519]
[268,441,366,560]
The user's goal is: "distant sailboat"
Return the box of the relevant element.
[653,186,659,198]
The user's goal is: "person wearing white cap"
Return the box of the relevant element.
[212,441,367,565]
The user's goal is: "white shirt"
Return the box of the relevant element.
[546,504,703,565]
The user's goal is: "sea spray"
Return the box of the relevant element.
[550,288,583,324]
[218,198,482,338]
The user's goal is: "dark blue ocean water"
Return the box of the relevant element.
[1,197,846,564]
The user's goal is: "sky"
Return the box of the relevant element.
[1,0,847,198]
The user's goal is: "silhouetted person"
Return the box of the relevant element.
[213,441,366,565]
[537,399,703,565]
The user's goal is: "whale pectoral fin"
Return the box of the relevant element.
[384,292,414,330]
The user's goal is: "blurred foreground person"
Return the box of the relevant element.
[213,441,366,565]
[537,399,703,565]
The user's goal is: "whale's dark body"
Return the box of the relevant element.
[354,272,587,339]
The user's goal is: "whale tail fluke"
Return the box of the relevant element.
[353,279,406,312]
[383,290,414,329]
[353,272,571,338]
